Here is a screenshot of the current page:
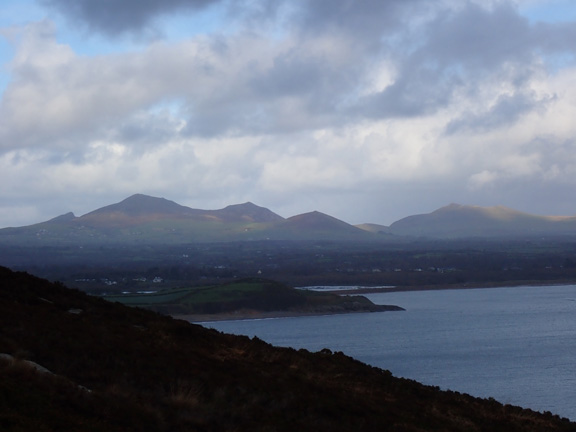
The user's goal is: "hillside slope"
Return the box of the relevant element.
[0,266,574,431]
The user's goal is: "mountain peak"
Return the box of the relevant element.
[216,202,285,223]
[442,203,463,209]
[84,194,192,218]
[224,201,261,210]
[287,211,358,230]
[47,212,76,223]
[74,194,197,228]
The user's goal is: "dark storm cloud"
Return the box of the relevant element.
[289,0,428,39]
[178,1,576,137]
[175,1,433,136]
[229,0,427,40]
[534,20,576,53]
[41,0,222,36]
[353,2,554,121]
[226,1,552,127]
[178,35,363,138]
[21,0,576,143]
[423,3,534,70]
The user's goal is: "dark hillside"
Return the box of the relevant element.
[0,266,574,431]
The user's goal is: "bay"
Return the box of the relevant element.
[201,284,576,420]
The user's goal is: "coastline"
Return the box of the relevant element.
[333,279,576,295]
[174,305,404,323]
[174,279,576,322]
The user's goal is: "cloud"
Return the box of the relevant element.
[40,0,223,37]
[12,1,572,141]
[288,0,429,40]
[2,0,576,227]
[445,91,555,134]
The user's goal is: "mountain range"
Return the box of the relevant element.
[1,194,576,244]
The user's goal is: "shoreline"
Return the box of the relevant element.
[333,279,576,295]
[174,307,404,323]
[174,279,576,323]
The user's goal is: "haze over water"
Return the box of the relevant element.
[204,285,576,420]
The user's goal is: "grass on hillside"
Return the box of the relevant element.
[104,278,390,316]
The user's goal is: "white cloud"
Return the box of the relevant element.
[468,170,500,189]
[1,0,576,227]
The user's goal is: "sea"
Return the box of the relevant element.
[200,284,576,420]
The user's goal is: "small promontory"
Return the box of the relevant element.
[104,278,404,321]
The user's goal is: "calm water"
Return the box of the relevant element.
[201,285,576,420]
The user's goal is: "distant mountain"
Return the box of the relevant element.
[2,196,576,244]
[77,194,201,228]
[0,194,369,244]
[85,194,194,217]
[77,195,285,229]
[283,211,369,235]
[389,203,576,238]
[250,211,375,242]
[208,202,285,223]
[285,211,350,230]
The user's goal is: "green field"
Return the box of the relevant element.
[104,278,395,316]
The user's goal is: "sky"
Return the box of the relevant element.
[1,0,576,228]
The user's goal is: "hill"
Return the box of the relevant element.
[272,211,373,241]
[210,202,285,223]
[389,203,576,238]
[104,278,403,319]
[0,266,574,431]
